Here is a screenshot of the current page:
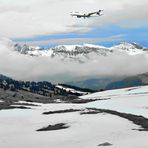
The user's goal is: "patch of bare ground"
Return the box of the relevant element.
[36,123,69,131]
[43,109,82,115]
[98,142,113,146]
[69,98,110,104]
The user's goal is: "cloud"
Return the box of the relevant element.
[16,34,127,46]
[0,0,148,38]
[1,38,148,83]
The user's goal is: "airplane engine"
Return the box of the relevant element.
[96,12,100,15]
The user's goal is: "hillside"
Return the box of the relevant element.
[0,85,148,148]
[66,72,148,91]
[105,72,148,90]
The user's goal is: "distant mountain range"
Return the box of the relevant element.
[105,73,148,90]
[14,42,148,62]
[66,77,115,90]
[66,72,148,90]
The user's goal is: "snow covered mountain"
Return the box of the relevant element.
[14,43,112,57]
[111,42,145,55]
[51,44,111,58]
[14,42,148,60]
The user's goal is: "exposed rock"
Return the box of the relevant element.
[43,109,82,115]
[36,123,69,131]
[98,142,113,146]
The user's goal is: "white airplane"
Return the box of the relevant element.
[70,10,103,18]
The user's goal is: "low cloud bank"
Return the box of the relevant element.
[0,38,148,83]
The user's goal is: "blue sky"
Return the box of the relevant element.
[14,25,148,48]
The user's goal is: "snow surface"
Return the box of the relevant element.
[56,85,88,95]
[81,85,148,118]
[0,100,4,103]
[0,103,148,148]
[83,43,108,49]
[27,49,53,57]
[0,85,148,148]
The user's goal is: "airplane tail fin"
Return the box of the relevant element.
[96,10,103,15]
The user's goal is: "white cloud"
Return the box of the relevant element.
[0,0,148,38]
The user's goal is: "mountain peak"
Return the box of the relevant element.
[113,42,143,49]
[110,42,144,55]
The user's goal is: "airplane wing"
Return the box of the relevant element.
[70,12,83,17]
[71,14,82,18]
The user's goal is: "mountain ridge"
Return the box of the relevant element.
[66,72,148,90]
[14,42,148,60]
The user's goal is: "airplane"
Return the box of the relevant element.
[70,10,103,18]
